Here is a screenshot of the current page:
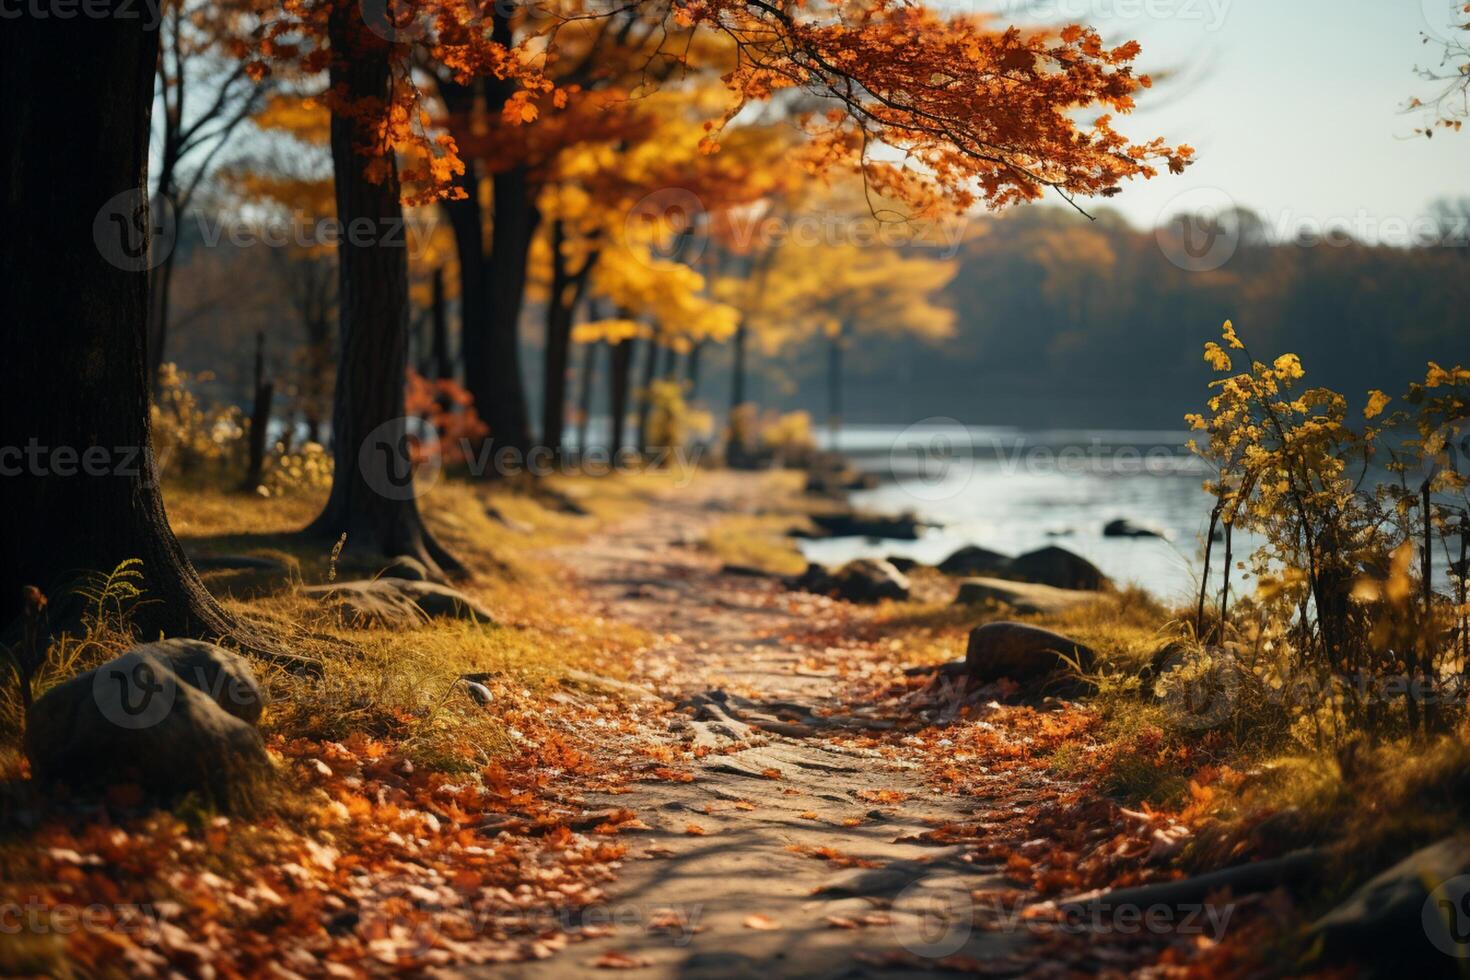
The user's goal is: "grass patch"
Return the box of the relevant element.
[699,470,813,575]
[701,514,810,575]
[0,471,667,782]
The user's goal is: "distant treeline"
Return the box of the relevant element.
[740,204,1470,430]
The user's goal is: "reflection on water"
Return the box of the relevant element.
[800,425,1225,602]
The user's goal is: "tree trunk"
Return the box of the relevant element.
[242,332,274,491]
[729,316,748,416]
[304,7,462,577]
[438,77,493,434]
[541,222,599,457]
[479,165,538,456]
[609,338,633,458]
[468,5,537,459]
[686,340,704,400]
[0,9,312,672]
[542,257,573,456]
[302,313,332,446]
[826,330,843,448]
[576,340,598,456]
[430,266,453,382]
[636,334,660,455]
[145,199,179,387]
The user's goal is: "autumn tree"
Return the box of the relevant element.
[292,3,472,574]
[571,236,739,453]
[434,7,723,457]
[750,234,958,440]
[526,82,786,454]
[2,0,1184,636]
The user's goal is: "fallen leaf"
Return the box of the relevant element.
[592,950,652,969]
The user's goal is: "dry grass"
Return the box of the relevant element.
[0,471,670,781]
[700,514,810,575]
[698,471,813,575]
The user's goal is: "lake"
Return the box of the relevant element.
[800,423,1222,602]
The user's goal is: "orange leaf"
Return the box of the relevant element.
[592,950,652,969]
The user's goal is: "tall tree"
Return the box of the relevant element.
[540,220,602,455]
[434,64,538,458]
[758,237,958,439]
[0,7,306,672]
[301,3,463,574]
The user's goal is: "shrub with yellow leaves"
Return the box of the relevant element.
[1188,322,1468,743]
[152,363,336,496]
[151,363,248,482]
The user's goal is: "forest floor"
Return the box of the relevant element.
[455,471,1253,979]
[11,467,1451,978]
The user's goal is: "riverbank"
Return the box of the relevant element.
[3,469,1468,976]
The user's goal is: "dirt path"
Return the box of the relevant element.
[481,474,1029,979]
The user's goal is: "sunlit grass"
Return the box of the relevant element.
[698,470,814,575]
[0,470,669,781]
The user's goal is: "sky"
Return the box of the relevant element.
[1030,0,1469,235]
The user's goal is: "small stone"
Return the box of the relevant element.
[790,559,910,603]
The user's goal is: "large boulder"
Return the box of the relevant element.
[1010,546,1110,591]
[1308,836,1470,972]
[305,578,494,628]
[955,578,1105,615]
[937,545,1013,577]
[789,560,910,604]
[964,622,1094,684]
[25,640,270,802]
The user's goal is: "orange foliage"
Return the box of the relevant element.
[247,0,1186,212]
[404,368,488,465]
